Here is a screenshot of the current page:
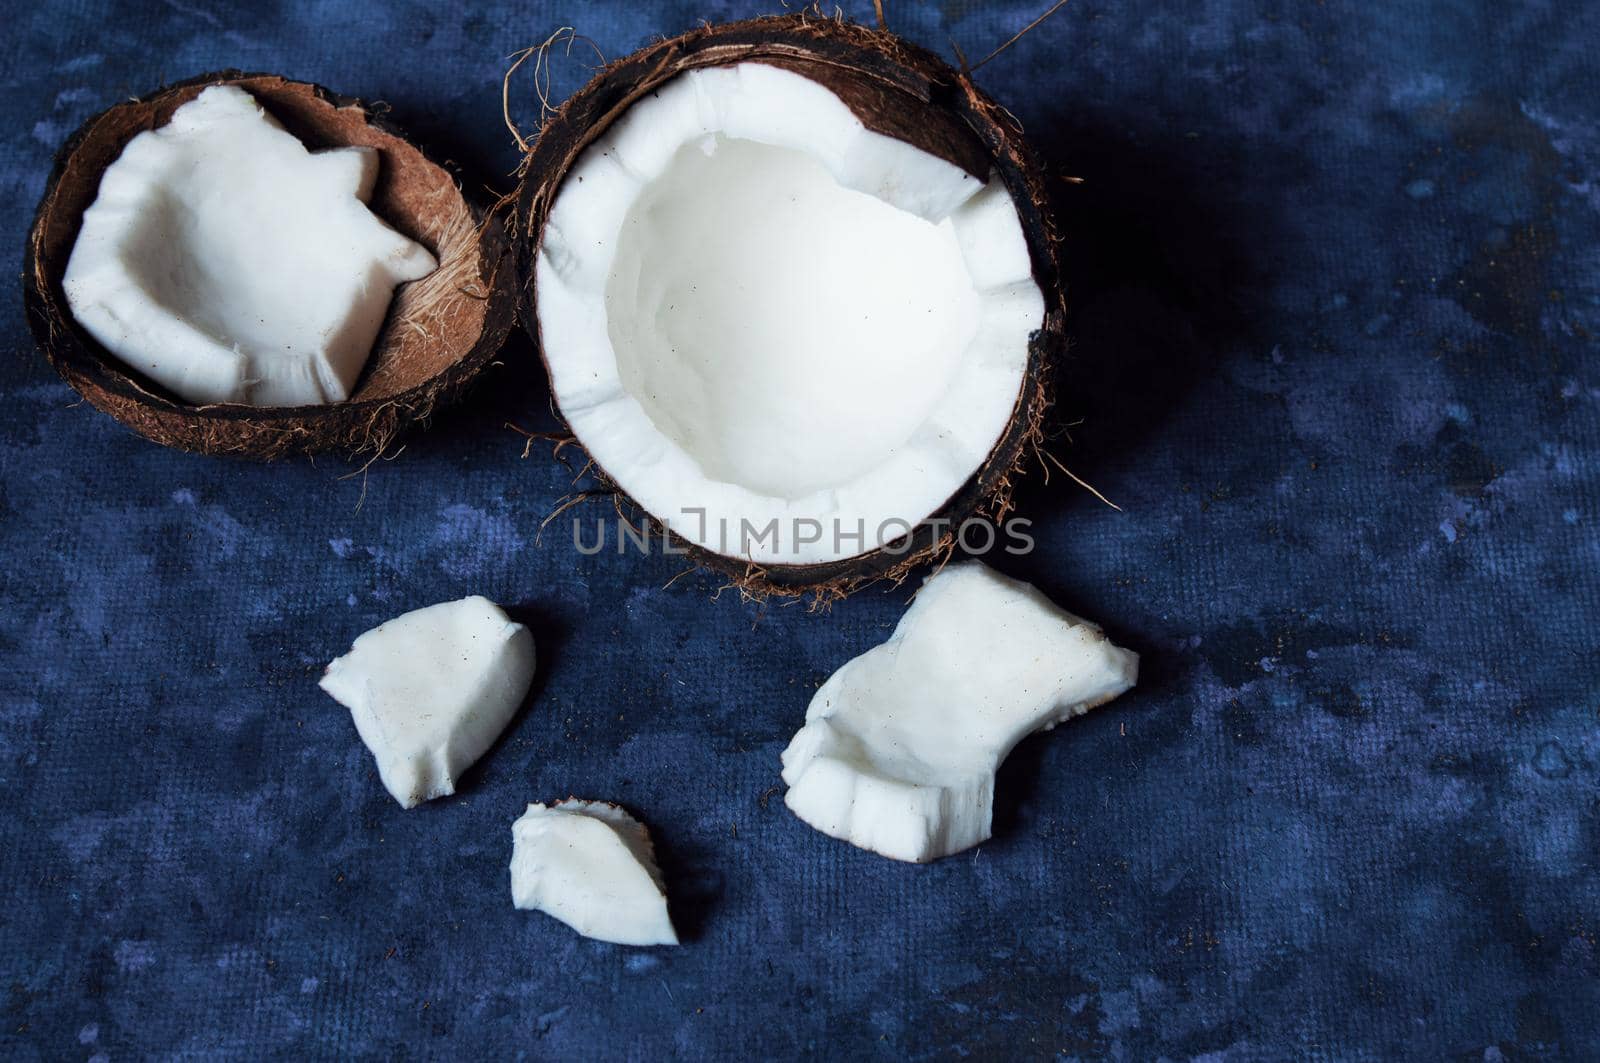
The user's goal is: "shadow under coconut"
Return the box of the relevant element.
[444,600,566,798]
[405,322,561,452]
[1003,118,1283,526]
[647,820,726,944]
[987,621,1187,846]
[361,84,526,198]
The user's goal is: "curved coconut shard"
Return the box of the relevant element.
[63,85,437,407]
[321,597,536,809]
[510,801,678,947]
[781,563,1139,863]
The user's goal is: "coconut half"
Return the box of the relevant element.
[519,17,1063,597]
[25,72,519,458]
[64,85,440,408]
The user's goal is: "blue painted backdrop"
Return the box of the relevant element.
[2,1,1597,1058]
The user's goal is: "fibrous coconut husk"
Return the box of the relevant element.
[24,71,519,459]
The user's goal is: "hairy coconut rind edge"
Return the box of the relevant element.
[514,15,1063,601]
[24,71,520,459]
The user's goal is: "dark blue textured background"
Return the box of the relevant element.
[3,1,1598,1058]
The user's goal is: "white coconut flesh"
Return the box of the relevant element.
[320,596,536,808]
[780,562,1138,862]
[536,63,1044,565]
[62,85,437,408]
[510,800,678,947]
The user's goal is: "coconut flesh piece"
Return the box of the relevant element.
[320,596,535,809]
[781,562,1139,862]
[510,800,678,946]
[536,63,1044,566]
[62,84,437,408]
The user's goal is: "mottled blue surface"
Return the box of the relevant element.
[2,0,1598,1058]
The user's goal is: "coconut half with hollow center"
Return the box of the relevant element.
[25,71,519,458]
[518,16,1062,598]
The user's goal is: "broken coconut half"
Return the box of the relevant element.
[321,596,536,808]
[518,17,1063,597]
[781,562,1138,863]
[510,800,678,946]
[25,71,518,457]
[64,85,439,408]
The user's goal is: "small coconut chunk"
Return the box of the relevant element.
[510,800,678,947]
[780,562,1139,862]
[63,84,436,407]
[320,596,535,808]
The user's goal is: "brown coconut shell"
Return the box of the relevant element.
[513,14,1063,601]
[24,72,519,459]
